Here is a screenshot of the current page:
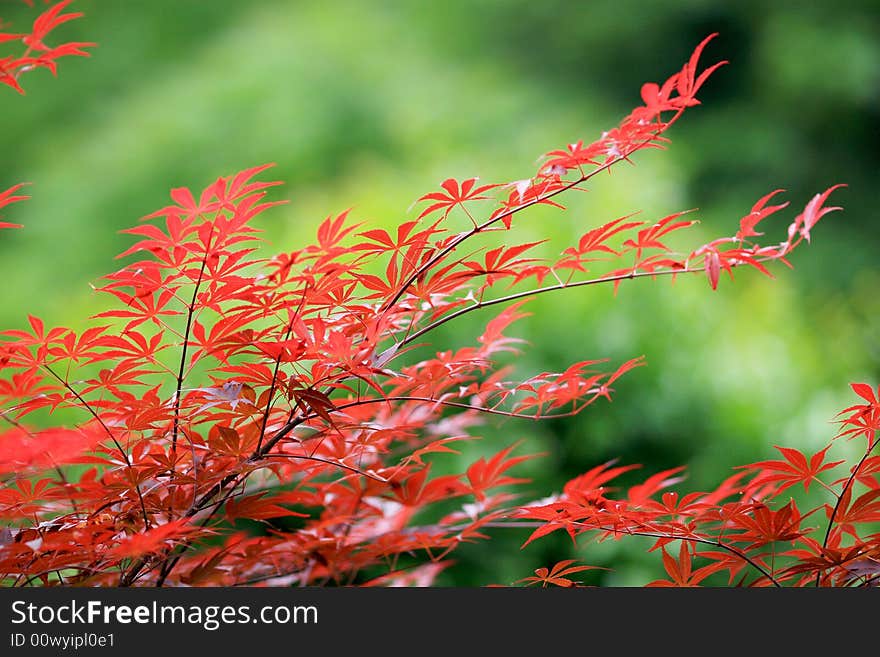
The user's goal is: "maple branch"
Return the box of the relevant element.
[262,453,388,481]
[328,394,585,421]
[154,478,252,587]
[246,387,593,489]
[23,37,855,592]
[256,325,293,454]
[128,117,693,589]
[402,266,695,347]
[816,429,879,586]
[171,229,215,463]
[451,518,782,587]
[127,401,317,585]
[41,365,150,529]
[379,117,682,318]
[134,416,395,587]
[149,448,390,586]
[129,428,332,586]
[596,526,782,588]
[252,407,310,459]
[257,285,308,453]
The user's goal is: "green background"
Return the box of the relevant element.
[1,0,878,585]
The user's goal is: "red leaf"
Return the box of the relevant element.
[851,382,877,405]
[466,444,534,501]
[415,177,499,220]
[517,559,603,587]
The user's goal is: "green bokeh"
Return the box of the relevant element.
[1,0,878,586]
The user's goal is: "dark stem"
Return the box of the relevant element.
[378,115,682,318]
[450,518,781,587]
[256,285,309,453]
[171,237,214,462]
[815,430,879,586]
[402,266,695,347]
[43,366,149,529]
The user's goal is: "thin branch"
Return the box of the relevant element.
[256,285,309,453]
[262,453,387,482]
[403,266,695,347]
[171,232,215,462]
[441,517,782,587]
[42,365,149,529]
[816,430,879,586]
[379,117,682,317]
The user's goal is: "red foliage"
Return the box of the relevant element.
[518,385,880,587]
[0,0,93,94]
[0,183,29,229]
[1,22,871,588]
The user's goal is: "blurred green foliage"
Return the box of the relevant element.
[1,0,878,585]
